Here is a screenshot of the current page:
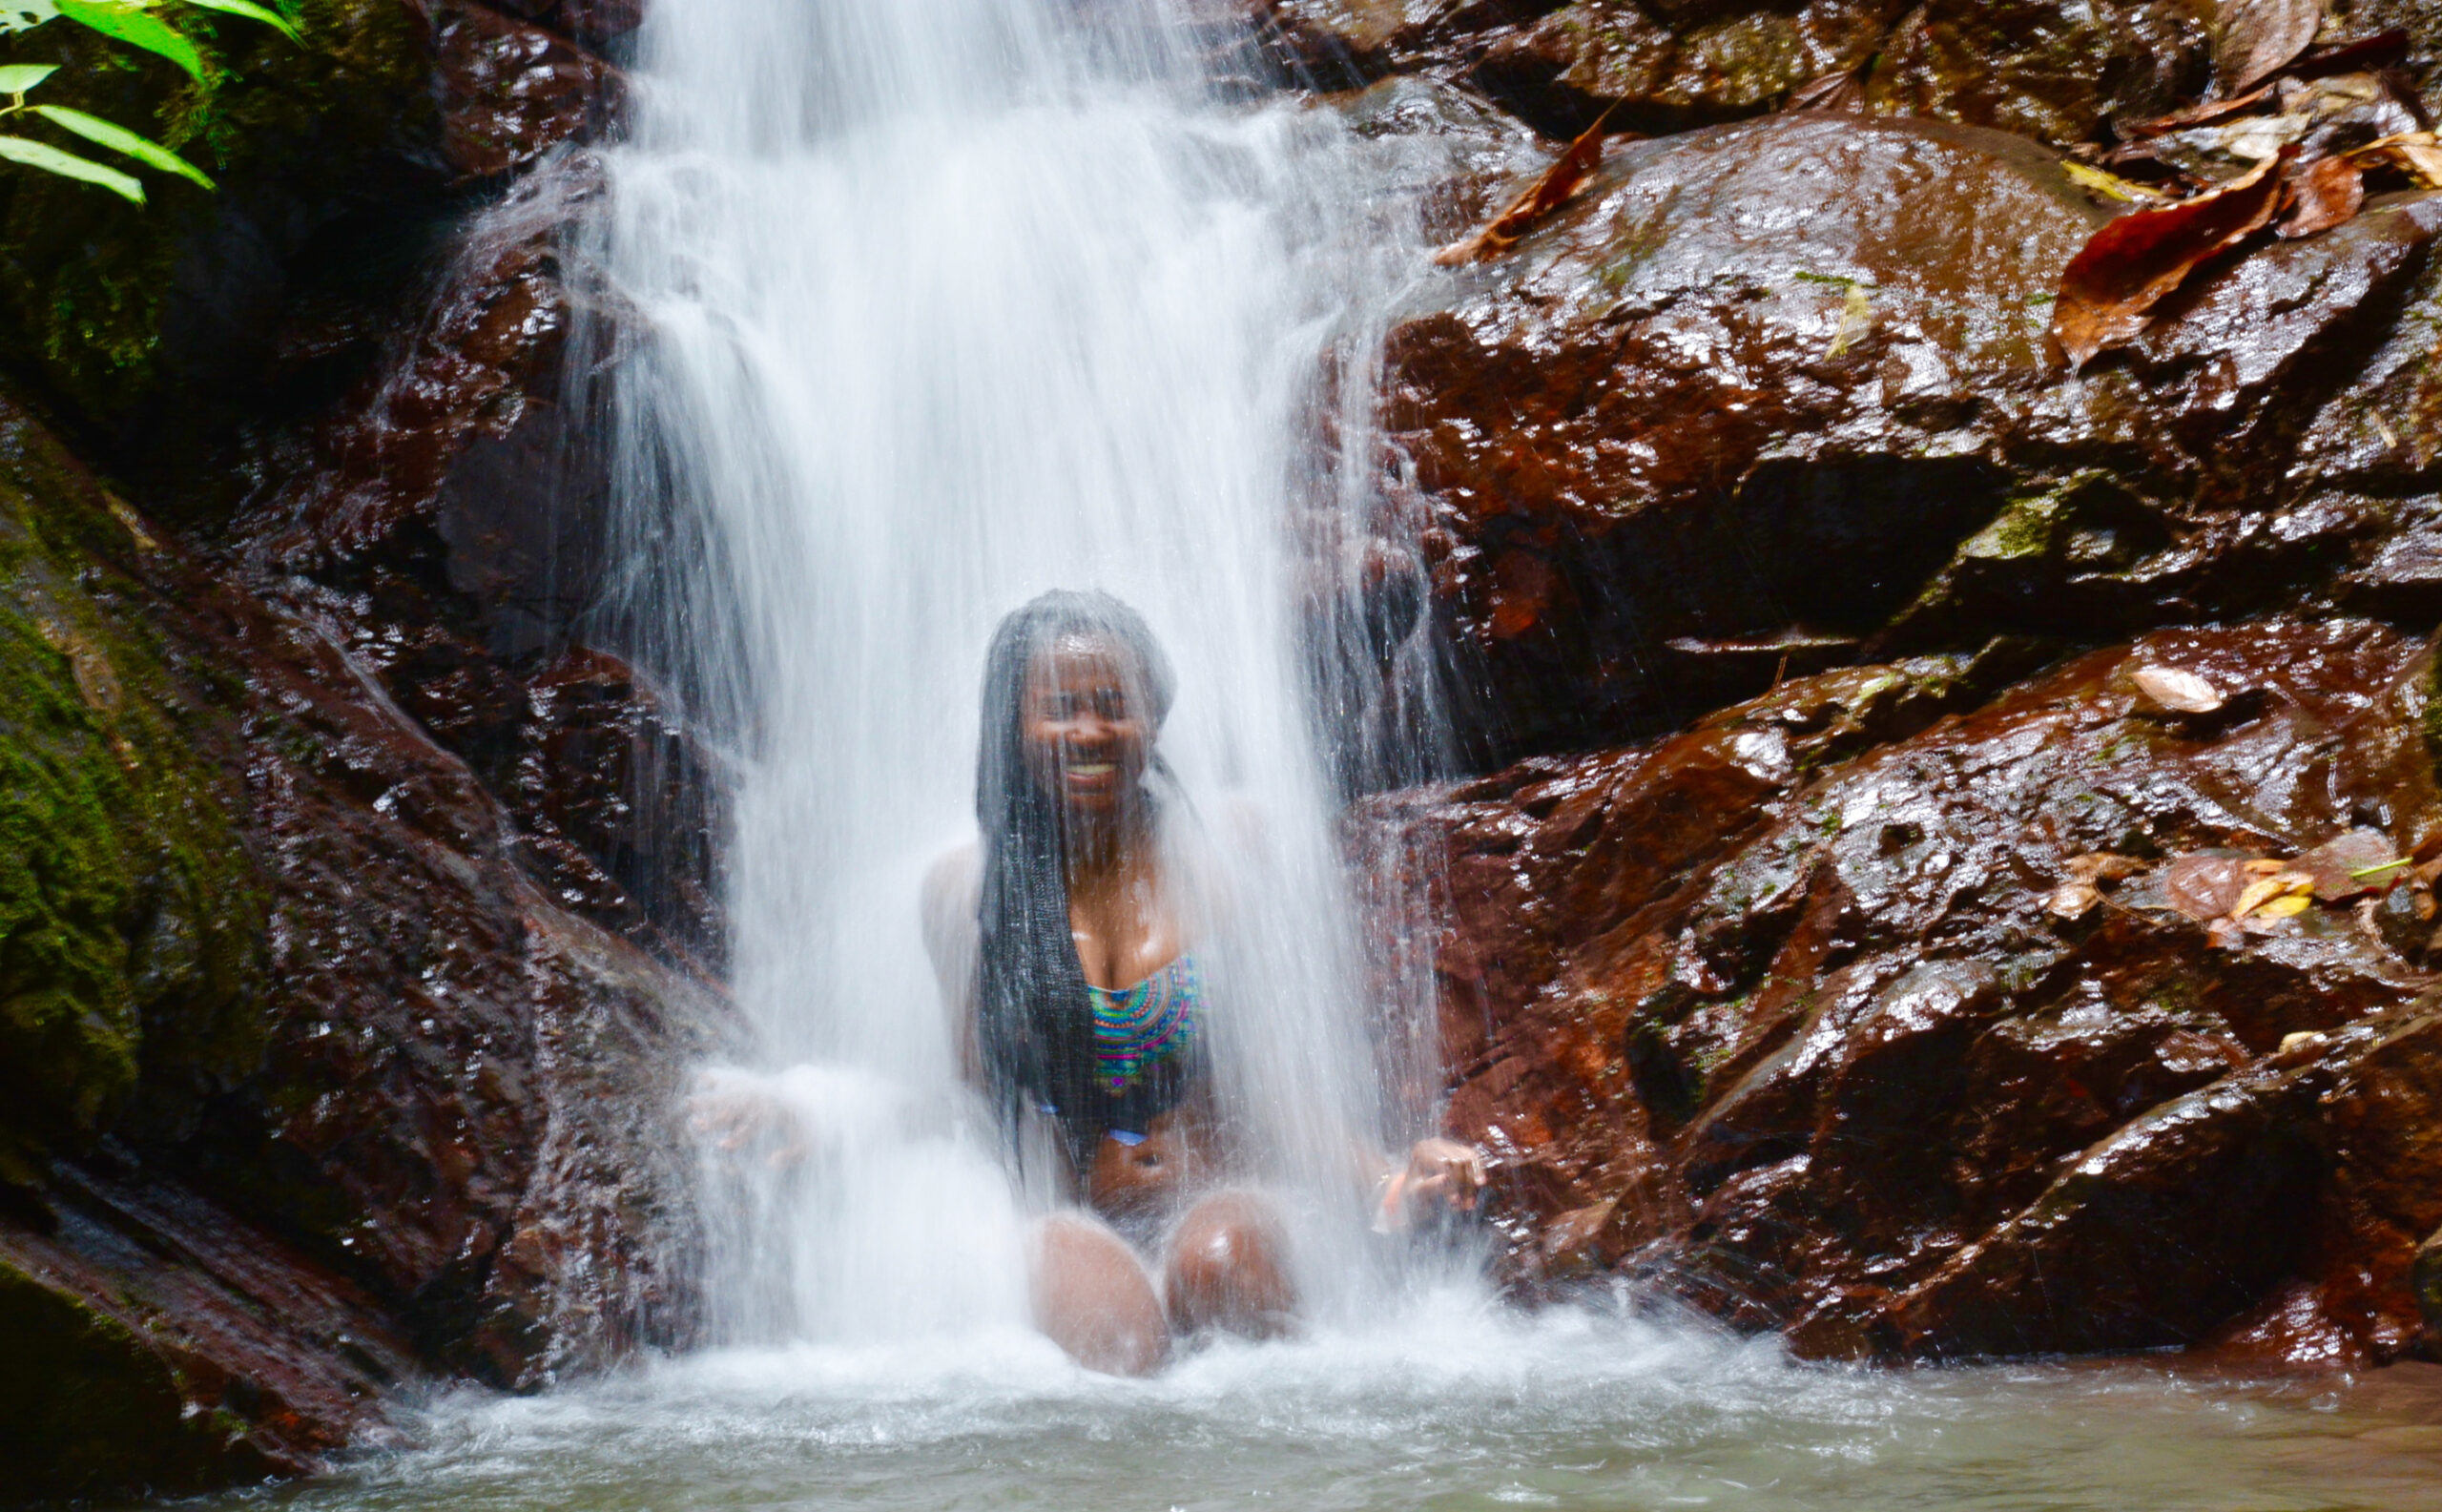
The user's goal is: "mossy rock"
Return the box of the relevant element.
[0,395,263,1172]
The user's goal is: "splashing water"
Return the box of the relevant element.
[591,0,1449,1348]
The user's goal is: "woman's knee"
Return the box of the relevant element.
[1027,1212,1169,1377]
[1162,1191,1296,1340]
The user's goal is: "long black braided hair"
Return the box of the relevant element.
[974,590,1187,1171]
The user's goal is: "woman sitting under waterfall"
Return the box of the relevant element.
[704,590,1484,1375]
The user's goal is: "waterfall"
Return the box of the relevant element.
[589,0,1453,1351]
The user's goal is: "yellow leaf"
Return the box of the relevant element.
[2062,160,2168,203]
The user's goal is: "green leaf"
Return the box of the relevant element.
[0,133,143,201]
[0,62,56,92]
[56,0,204,80]
[31,105,211,187]
[0,0,58,34]
[174,0,297,40]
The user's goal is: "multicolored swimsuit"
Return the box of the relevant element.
[1086,952,1200,1141]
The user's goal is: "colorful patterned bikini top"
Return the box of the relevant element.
[1086,952,1201,1129]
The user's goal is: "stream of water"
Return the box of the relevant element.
[171,1,2442,1505]
[187,1302,2442,1511]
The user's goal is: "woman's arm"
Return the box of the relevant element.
[921,841,984,1087]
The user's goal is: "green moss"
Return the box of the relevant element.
[0,401,263,1167]
[1959,491,2067,562]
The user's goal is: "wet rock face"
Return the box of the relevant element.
[1368,618,2442,1361]
[0,343,733,1494]
[1243,0,2220,141]
[1375,101,2442,763]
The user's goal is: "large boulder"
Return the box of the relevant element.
[1374,105,2442,763]
[1362,615,2442,1363]
[1237,0,2229,139]
[0,378,737,1497]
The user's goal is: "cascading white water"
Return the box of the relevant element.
[593,0,1453,1351]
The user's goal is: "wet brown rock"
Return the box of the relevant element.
[0,378,736,1497]
[425,0,626,181]
[1469,0,1906,134]
[1382,111,2112,758]
[177,574,735,1387]
[1864,0,2212,147]
[0,1169,416,1501]
[1377,101,2442,762]
[514,649,726,964]
[1368,617,2442,1360]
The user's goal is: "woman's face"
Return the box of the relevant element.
[1021,634,1151,822]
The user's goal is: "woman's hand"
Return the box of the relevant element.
[686,1078,812,1170]
[1374,1138,1487,1232]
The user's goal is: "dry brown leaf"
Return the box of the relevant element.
[1434,114,1614,267]
[2125,82,2278,138]
[2052,151,2290,371]
[2287,29,2411,79]
[2208,916,2246,950]
[2277,153,2365,237]
[2066,852,2146,883]
[2046,880,2105,919]
[2218,0,2327,94]
[2166,853,2255,920]
[2349,131,2442,189]
[2130,664,2226,714]
[2293,827,2404,900]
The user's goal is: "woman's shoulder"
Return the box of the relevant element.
[921,840,983,921]
[921,839,983,990]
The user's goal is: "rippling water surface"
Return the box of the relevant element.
[199,1299,2442,1512]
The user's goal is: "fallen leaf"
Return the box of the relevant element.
[2242,858,2289,876]
[2209,916,2246,950]
[1434,114,1615,266]
[2217,0,2327,94]
[2349,130,2442,189]
[2287,29,2411,79]
[2047,880,2104,919]
[2063,160,2171,202]
[2129,664,2226,714]
[2231,871,2313,919]
[2051,151,2289,371]
[2125,81,2278,137]
[2279,1029,2326,1053]
[2278,153,2365,237]
[2293,827,2403,900]
[2254,891,2313,918]
[2166,853,2256,920]
[1825,281,1872,357]
[1785,70,1865,114]
[2066,852,2146,883]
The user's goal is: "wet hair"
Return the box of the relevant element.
[973,590,1180,1170]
